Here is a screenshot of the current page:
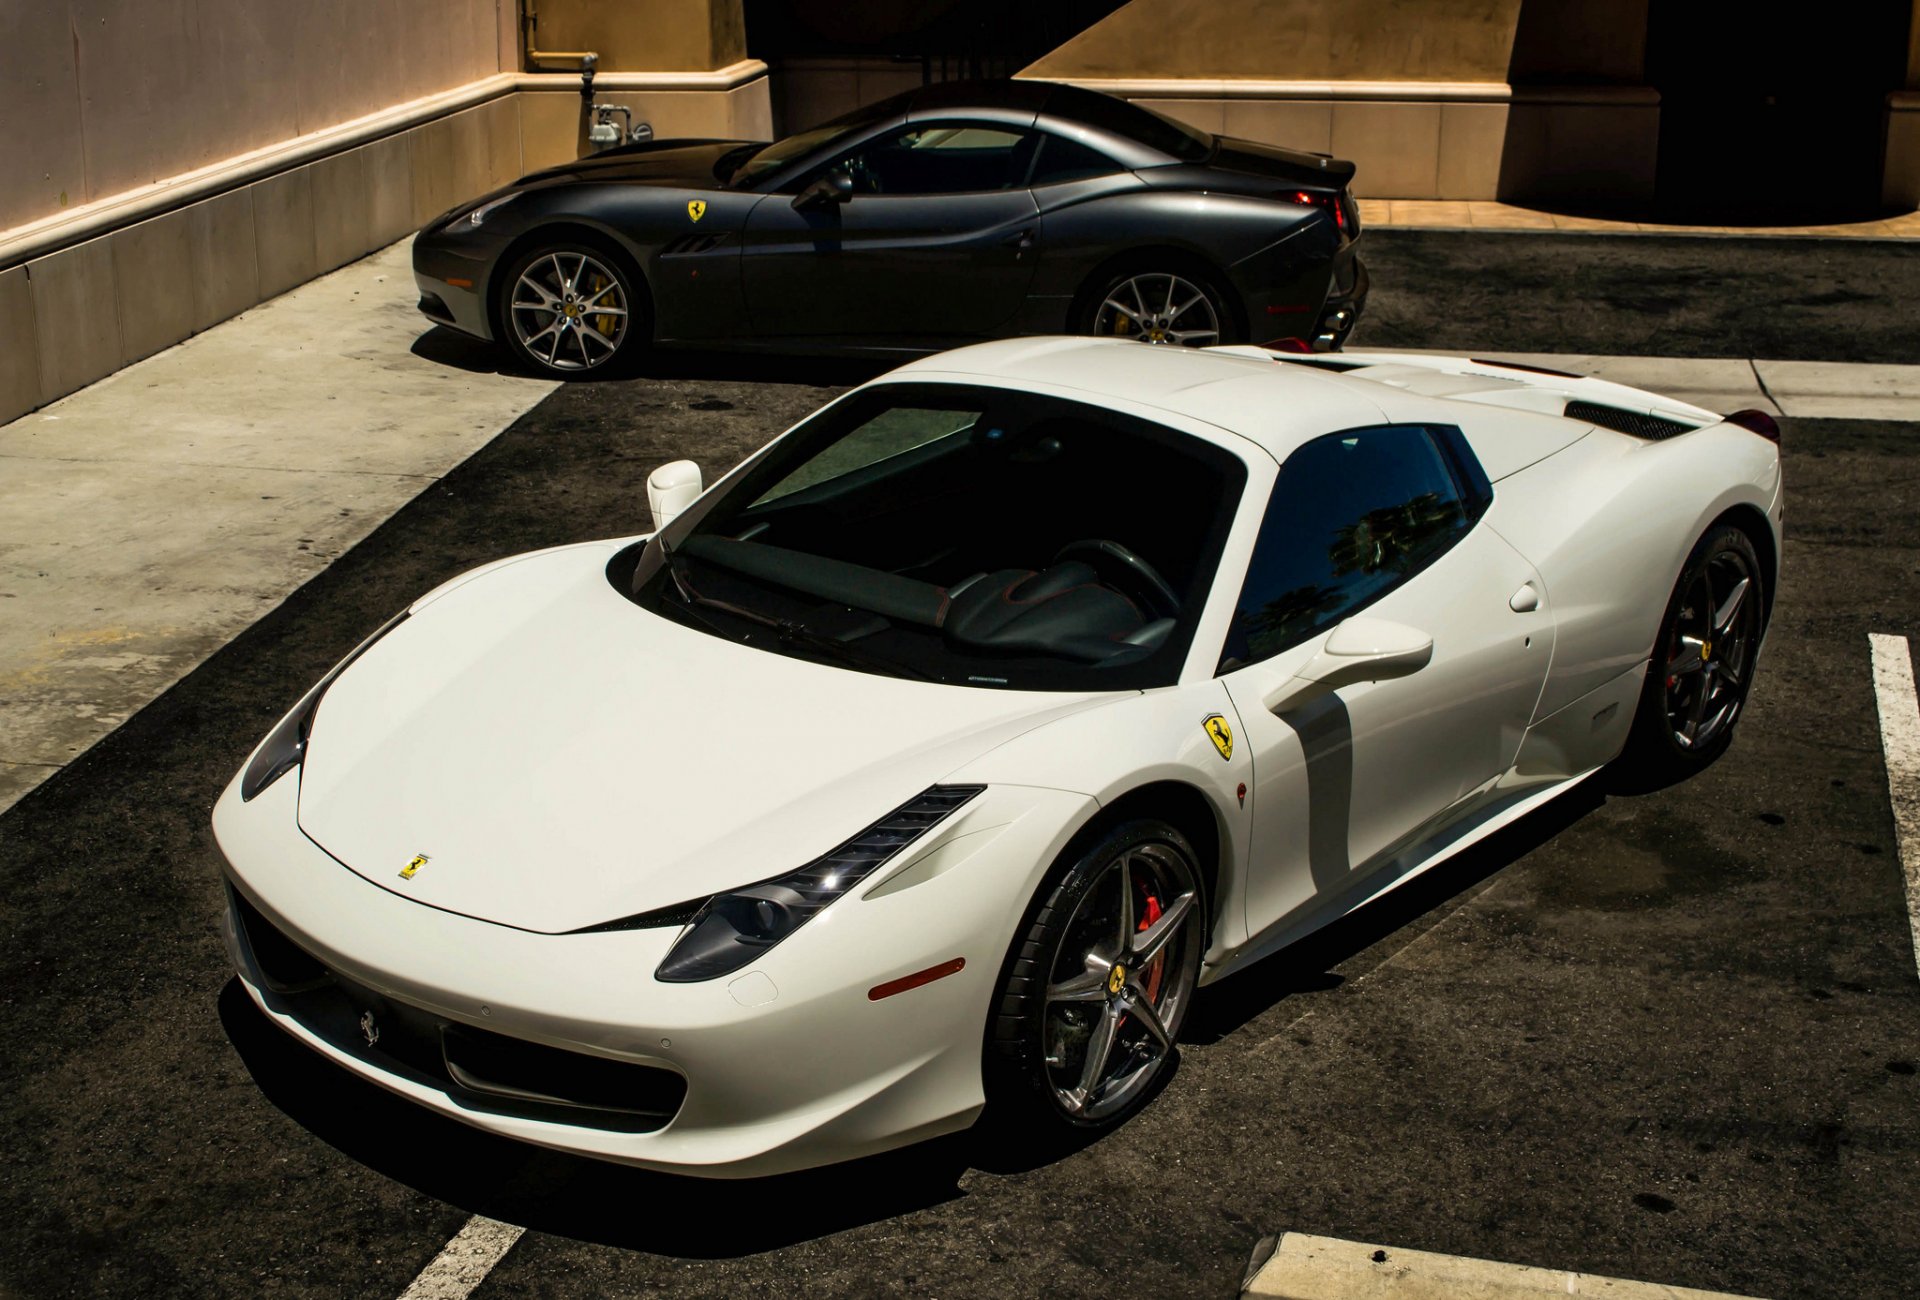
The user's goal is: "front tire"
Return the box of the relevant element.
[1619,524,1767,781]
[984,819,1205,1133]
[498,238,645,377]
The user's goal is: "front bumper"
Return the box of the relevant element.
[412,230,496,340]
[213,770,1093,1177]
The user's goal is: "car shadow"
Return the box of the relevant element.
[1183,775,1608,1045]
[409,325,896,389]
[219,774,1617,1253]
[219,979,970,1255]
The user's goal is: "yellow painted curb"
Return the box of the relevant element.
[1243,1233,1764,1300]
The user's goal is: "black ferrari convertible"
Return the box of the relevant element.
[412,79,1367,376]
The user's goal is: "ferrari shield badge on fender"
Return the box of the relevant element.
[399,853,429,880]
[1203,714,1233,761]
[687,200,706,222]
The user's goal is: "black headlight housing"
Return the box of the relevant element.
[240,610,409,801]
[628,785,983,983]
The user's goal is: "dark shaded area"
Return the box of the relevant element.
[3,319,1920,1300]
[1352,231,1920,364]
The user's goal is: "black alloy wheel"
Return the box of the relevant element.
[499,240,645,377]
[985,819,1205,1132]
[1622,524,1767,778]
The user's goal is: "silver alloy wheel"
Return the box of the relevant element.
[509,250,630,372]
[1662,546,1760,751]
[1042,841,1201,1122]
[1093,273,1221,347]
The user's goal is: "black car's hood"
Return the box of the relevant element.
[518,139,757,190]
[1209,136,1356,187]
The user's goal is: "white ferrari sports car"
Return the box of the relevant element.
[215,338,1783,1177]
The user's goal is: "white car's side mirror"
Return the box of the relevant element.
[1262,616,1434,715]
[646,459,703,530]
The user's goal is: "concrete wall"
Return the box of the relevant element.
[0,0,517,234]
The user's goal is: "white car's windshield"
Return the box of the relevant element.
[628,383,1247,690]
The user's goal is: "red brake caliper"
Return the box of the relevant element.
[1138,891,1164,1002]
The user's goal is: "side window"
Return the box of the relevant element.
[1222,425,1483,668]
[1027,134,1122,185]
[840,123,1037,195]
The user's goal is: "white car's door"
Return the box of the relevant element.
[1216,423,1554,942]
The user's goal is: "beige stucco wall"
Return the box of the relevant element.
[0,0,517,234]
[530,0,746,72]
[1027,0,1526,82]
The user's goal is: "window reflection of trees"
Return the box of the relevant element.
[1242,493,1465,657]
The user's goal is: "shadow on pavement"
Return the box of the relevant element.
[220,979,970,1256]
[1183,776,1609,1045]
[410,324,896,389]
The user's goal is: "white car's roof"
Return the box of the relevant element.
[887,337,1723,477]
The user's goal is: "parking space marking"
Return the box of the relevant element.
[1242,1231,1762,1298]
[396,1216,524,1300]
[1869,633,1920,976]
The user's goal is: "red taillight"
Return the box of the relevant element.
[1289,189,1347,232]
[1263,337,1313,353]
[1725,409,1782,443]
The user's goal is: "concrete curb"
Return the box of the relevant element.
[1241,1233,1764,1299]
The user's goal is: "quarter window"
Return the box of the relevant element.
[1222,425,1485,668]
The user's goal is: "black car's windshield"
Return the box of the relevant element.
[628,383,1247,690]
[726,98,900,187]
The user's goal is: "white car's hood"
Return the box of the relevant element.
[296,541,1107,933]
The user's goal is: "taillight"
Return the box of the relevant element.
[1288,189,1347,233]
[1725,409,1782,443]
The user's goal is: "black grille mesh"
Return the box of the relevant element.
[1565,400,1695,441]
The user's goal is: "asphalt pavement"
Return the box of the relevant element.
[2,231,1918,1299]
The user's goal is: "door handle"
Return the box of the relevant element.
[1000,227,1036,251]
[1509,582,1540,613]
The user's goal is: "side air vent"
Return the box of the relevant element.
[1564,400,1695,441]
[1277,356,1369,372]
[661,233,730,256]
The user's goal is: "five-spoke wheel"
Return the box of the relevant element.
[1622,523,1768,778]
[500,243,640,376]
[988,819,1205,1132]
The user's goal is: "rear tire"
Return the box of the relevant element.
[983,818,1205,1137]
[1617,524,1767,783]
[1075,263,1239,348]
[497,235,647,378]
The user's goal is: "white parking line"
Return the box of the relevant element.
[397,1216,525,1300]
[1868,633,1920,977]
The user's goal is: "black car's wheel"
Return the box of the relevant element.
[1619,524,1767,780]
[498,239,645,377]
[985,819,1205,1132]
[1080,266,1237,348]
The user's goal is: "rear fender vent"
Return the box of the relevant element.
[1564,400,1695,441]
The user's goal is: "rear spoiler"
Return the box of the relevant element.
[1208,347,1756,442]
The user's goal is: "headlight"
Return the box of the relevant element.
[240,611,408,801]
[650,785,983,982]
[451,192,521,230]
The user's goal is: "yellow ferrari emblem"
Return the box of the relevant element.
[687,199,706,222]
[1203,714,1233,761]
[399,853,429,880]
[1108,962,1127,995]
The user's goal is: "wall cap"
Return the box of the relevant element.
[1017,75,1659,107]
[1,61,770,269]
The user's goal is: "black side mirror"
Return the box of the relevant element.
[792,169,853,210]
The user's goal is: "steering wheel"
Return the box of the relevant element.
[1052,539,1181,620]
